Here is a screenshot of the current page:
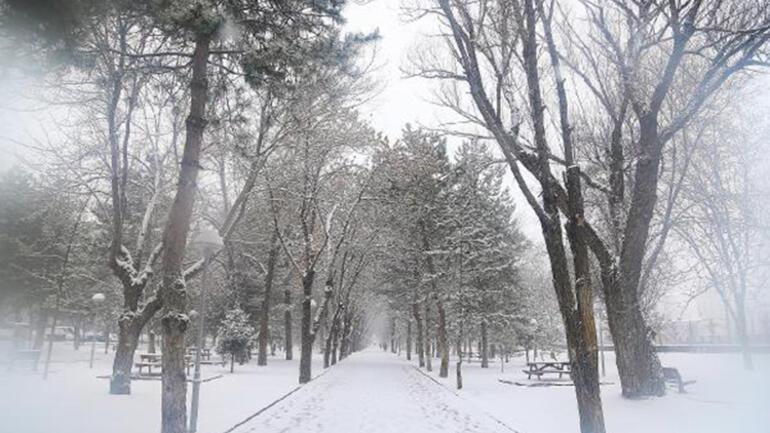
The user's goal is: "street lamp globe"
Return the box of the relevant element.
[193,224,223,259]
[189,309,199,320]
[91,293,106,304]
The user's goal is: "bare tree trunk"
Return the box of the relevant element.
[324,302,344,368]
[480,320,489,368]
[412,303,425,367]
[73,317,82,351]
[331,323,340,365]
[455,337,463,390]
[284,289,293,360]
[257,233,279,366]
[436,299,449,378]
[299,270,315,384]
[406,319,412,361]
[602,274,664,397]
[32,308,47,350]
[424,304,432,372]
[601,86,666,401]
[339,311,352,359]
[111,301,160,394]
[390,317,397,354]
[159,34,211,433]
[735,298,753,370]
[110,326,140,394]
[148,330,156,354]
[323,326,333,368]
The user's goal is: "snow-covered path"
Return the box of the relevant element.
[230,349,515,433]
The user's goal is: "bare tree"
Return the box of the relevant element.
[677,98,770,370]
[409,0,770,409]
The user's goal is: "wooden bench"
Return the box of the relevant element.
[7,349,41,371]
[662,367,696,393]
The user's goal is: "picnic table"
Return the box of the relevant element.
[135,354,194,376]
[186,347,212,361]
[523,361,572,380]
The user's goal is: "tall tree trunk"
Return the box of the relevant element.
[110,301,160,394]
[455,337,463,389]
[257,233,279,366]
[324,303,343,368]
[110,324,140,394]
[339,311,351,359]
[424,303,432,372]
[412,303,424,367]
[480,320,489,368]
[284,289,293,360]
[331,322,340,365]
[735,298,753,370]
[159,34,211,433]
[390,317,397,354]
[323,327,333,368]
[604,113,666,397]
[436,299,449,378]
[32,308,46,350]
[73,317,82,350]
[299,270,315,384]
[406,319,412,361]
[602,274,664,397]
[148,330,156,354]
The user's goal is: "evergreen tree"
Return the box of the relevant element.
[216,306,255,373]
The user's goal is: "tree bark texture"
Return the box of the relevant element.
[257,233,279,366]
[159,35,211,433]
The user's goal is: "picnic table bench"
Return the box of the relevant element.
[523,361,572,380]
[135,354,194,376]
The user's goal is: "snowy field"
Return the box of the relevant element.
[1,343,768,433]
[0,342,322,433]
[414,350,770,433]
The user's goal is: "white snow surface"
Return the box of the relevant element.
[413,350,770,433]
[0,341,322,433]
[230,349,514,433]
[1,342,769,433]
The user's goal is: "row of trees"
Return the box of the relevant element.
[0,1,378,433]
[1,2,769,433]
[403,0,770,432]
[372,127,535,379]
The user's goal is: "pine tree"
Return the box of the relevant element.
[216,306,255,373]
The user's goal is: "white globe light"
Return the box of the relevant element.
[91,293,106,303]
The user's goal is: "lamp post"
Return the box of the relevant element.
[189,225,223,433]
[89,293,106,369]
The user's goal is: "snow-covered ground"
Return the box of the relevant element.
[414,350,770,433]
[231,349,513,433]
[1,342,768,433]
[0,341,322,433]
